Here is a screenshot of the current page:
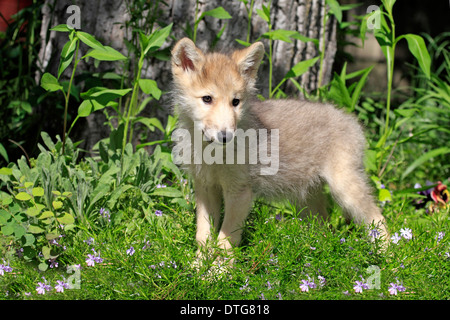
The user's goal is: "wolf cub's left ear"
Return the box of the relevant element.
[232,42,265,80]
[171,38,205,72]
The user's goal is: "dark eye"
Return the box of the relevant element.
[202,96,212,104]
[232,98,240,107]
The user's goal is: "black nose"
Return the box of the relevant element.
[217,131,234,144]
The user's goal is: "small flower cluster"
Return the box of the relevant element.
[35,277,71,295]
[86,248,103,267]
[353,277,369,293]
[388,280,406,296]
[299,274,326,292]
[99,208,111,223]
[0,261,13,276]
[391,228,413,244]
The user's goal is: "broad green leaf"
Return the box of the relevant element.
[15,192,32,201]
[78,99,106,117]
[76,31,104,50]
[39,211,54,220]
[21,233,35,246]
[151,187,183,198]
[13,224,26,239]
[57,212,75,225]
[83,46,127,61]
[32,187,45,197]
[399,34,431,79]
[58,37,78,78]
[52,201,63,210]
[41,73,63,92]
[326,0,342,23]
[256,8,270,23]
[28,224,45,234]
[381,0,396,15]
[42,246,51,259]
[0,167,12,175]
[142,23,173,55]
[1,222,15,235]
[378,188,392,202]
[401,147,450,180]
[26,204,45,217]
[50,24,71,32]
[136,117,165,133]
[199,7,232,22]
[285,57,320,78]
[138,79,161,100]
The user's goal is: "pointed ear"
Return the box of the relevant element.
[232,42,265,79]
[171,38,205,72]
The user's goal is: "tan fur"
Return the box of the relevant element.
[171,38,387,261]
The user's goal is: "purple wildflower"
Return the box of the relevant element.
[155,210,163,217]
[126,246,135,256]
[388,281,406,295]
[55,280,70,293]
[391,232,401,244]
[353,279,369,293]
[369,229,380,239]
[300,279,316,292]
[400,228,413,240]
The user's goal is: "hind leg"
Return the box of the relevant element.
[300,187,329,222]
[324,164,388,238]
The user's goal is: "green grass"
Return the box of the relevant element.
[1,195,449,300]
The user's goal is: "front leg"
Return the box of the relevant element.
[217,186,253,255]
[195,181,222,251]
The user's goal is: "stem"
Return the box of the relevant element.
[62,39,80,155]
[122,53,144,155]
[246,0,255,43]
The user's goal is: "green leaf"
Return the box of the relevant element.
[83,46,127,61]
[32,187,45,197]
[57,212,75,225]
[138,79,161,100]
[256,8,270,23]
[41,73,63,92]
[50,24,71,32]
[26,204,45,217]
[399,34,431,79]
[28,224,45,234]
[58,37,78,78]
[52,201,63,210]
[1,222,15,235]
[136,117,165,133]
[0,144,8,163]
[151,187,183,198]
[381,0,396,15]
[285,57,320,78]
[21,233,35,246]
[378,188,392,202]
[42,246,51,259]
[401,147,450,180]
[78,99,106,117]
[326,0,342,23]
[76,31,104,50]
[199,7,232,22]
[142,23,173,55]
[39,211,54,220]
[0,167,12,175]
[15,192,32,201]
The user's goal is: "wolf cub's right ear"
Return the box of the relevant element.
[171,38,205,72]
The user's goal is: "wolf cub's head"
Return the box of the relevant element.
[171,38,264,144]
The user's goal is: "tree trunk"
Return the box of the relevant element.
[38,0,337,151]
